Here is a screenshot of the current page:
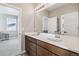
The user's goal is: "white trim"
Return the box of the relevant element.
[0,3,22,55]
[0,3,21,11]
[15,50,26,56]
[21,50,26,54]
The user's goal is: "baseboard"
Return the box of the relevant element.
[21,50,26,54]
[16,50,26,56]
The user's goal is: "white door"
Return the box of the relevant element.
[48,17,57,34]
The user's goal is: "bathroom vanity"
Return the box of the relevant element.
[25,33,79,56]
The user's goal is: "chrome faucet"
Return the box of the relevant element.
[55,31,60,38]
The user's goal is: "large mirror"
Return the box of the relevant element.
[34,3,79,37]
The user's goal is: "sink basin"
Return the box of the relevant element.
[28,32,40,36]
[26,32,62,42]
[47,37,62,42]
[39,33,62,42]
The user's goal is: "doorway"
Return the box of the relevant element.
[0,4,21,56]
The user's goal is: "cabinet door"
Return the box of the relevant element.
[29,42,37,56]
[25,36,30,55]
[37,40,78,56]
[27,36,37,44]
[29,50,37,56]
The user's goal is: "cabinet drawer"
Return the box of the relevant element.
[37,40,78,56]
[27,36,37,43]
[30,42,36,52]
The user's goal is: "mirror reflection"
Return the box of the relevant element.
[34,3,79,38]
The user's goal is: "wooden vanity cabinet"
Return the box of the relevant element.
[25,36,37,56]
[37,40,79,56]
[37,45,56,56]
[25,35,79,56]
[29,42,37,56]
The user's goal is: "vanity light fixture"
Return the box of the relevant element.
[34,3,56,13]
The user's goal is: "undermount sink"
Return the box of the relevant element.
[28,32,40,36]
[47,37,62,42]
[27,32,62,42]
[39,33,62,42]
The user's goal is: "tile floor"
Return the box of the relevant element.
[0,38,21,56]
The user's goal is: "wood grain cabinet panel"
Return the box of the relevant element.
[25,36,30,54]
[37,45,51,56]
[37,40,79,56]
[27,36,37,44]
[30,42,37,52]
[25,35,79,56]
[25,36,37,56]
[48,52,57,56]
[29,50,37,56]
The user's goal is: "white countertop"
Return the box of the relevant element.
[25,32,79,54]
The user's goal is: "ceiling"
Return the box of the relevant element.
[34,3,67,12]
[47,3,67,11]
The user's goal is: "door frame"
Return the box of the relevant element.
[0,3,22,55]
